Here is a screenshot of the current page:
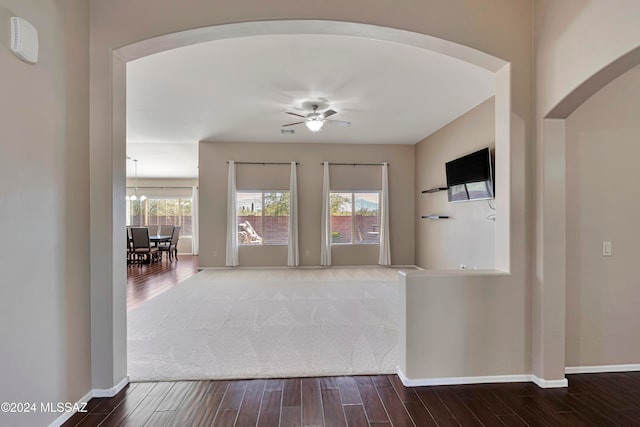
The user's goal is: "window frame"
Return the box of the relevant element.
[127,196,193,237]
[237,190,290,246]
[329,190,381,245]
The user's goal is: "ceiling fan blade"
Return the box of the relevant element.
[285,111,306,118]
[320,109,337,119]
[282,121,305,127]
[324,119,351,127]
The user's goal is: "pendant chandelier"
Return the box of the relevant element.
[126,157,146,201]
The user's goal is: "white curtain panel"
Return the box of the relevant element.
[191,186,199,255]
[287,161,299,267]
[225,160,239,266]
[320,161,331,266]
[379,162,391,265]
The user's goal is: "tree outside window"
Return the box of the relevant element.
[330,192,380,244]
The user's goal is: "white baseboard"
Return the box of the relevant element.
[397,367,568,389]
[49,376,129,427]
[530,375,568,388]
[565,364,640,374]
[93,376,130,398]
[47,390,93,427]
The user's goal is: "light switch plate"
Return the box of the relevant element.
[602,241,612,256]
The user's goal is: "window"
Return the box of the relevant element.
[237,191,289,245]
[127,197,192,236]
[330,192,380,244]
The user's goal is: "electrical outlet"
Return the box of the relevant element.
[213,251,218,257]
[602,242,612,256]
[305,250,310,257]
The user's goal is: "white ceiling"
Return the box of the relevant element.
[126,34,495,178]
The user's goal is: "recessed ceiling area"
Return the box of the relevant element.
[126,34,496,178]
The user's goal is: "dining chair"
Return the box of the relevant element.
[159,225,174,237]
[126,227,135,264]
[130,227,160,264]
[159,226,181,262]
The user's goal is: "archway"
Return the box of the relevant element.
[92,19,512,393]
[537,45,640,381]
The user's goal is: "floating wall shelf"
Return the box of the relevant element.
[421,187,448,194]
[421,215,450,220]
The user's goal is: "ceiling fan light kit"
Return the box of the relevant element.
[306,118,324,132]
[282,104,350,133]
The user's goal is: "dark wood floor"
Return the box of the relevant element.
[109,260,640,426]
[127,254,200,311]
[63,372,640,426]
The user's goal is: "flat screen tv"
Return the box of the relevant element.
[445,147,494,202]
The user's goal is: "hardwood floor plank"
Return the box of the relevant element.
[321,388,347,427]
[147,381,175,396]
[376,385,416,426]
[461,397,505,426]
[127,255,199,311]
[476,389,516,416]
[494,393,552,427]
[155,381,196,411]
[117,385,170,426]
[208,380,230,395]
[561,392,621,426]
[320,376,340,390]
[171,381,213,426]
[72,413,110,427]
[257,390,283,427]
[553,411,590,426]
[190,392,224,427]
[235,379,266,427]
[371,375,391,388]
[497,414,529,426]
[343,405,369,426]
[436,389,483,427]
[88,383,139,414]
[282,378,302,407]
[280,406,302,427]
[355,376,390,424]
[143,410,176,427]
[415,388,456,423]
[388,374,420,403]
[96,382,157,427]
[218,380,249,410]
[403,400,439,427]
[336,377,363,405]
[212,409,240,427]
[264,378,284,392]
[301,377,324,426]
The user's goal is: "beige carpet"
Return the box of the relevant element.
[127,267,401,381]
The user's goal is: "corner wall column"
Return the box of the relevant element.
[533,118,567,384]
[90,51,128,391]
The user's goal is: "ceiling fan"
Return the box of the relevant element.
[282,104,351,133]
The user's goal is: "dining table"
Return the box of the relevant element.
[149,234,172,246]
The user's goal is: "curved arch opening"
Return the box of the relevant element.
[106,19,513,384]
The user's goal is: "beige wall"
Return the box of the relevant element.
[535,0,640,118]
[0,1,91,426]
[534,0,640,381]
[565,67,640,367]
[415,98,496,270]
[199,142,415,267]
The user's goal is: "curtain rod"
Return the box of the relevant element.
[320,162,389,166]
[227,161,299,165]
[126,186,196,189]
